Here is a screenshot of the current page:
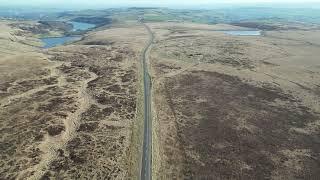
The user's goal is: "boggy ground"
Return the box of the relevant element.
[158,71,319,179]
[150,22,320,179]
[0,20,147,179]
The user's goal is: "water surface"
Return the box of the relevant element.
[223,30,261,36]
[41,36,81,48]
[70,21,96,31]
[41,21,95,48]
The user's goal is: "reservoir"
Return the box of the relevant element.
[41,36,82,48]
[70,21,96,31]
[222,30,261,36]
[41,21,96,48]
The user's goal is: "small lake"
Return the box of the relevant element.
[222,30,261,36]
[41,36,82,48]
[70,21,96,31]
[41,21,96,48]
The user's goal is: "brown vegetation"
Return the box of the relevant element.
[150,22,320,179]
[0,21,147,179]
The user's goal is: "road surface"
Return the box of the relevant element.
[140,22,154,180]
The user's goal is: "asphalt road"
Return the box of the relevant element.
[140,22,154,180]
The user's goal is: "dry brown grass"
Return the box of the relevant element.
[0,21,147,179]
[2,18,319,180]
[149,22,320,179]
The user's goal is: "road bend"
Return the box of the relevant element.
[140,22,154,180]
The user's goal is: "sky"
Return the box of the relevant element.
[2,0,320,9]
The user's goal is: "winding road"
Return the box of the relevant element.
[140,22,154,180]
